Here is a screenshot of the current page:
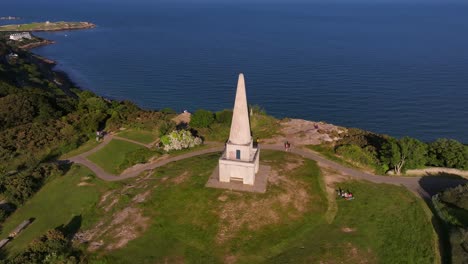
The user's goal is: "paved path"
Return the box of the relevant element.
[67,134,224,181]
[65,136,466,197]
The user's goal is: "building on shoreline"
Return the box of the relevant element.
[218,73,260,185]
[9,32,32,41]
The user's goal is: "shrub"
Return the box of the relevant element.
[8,229,79,264]
[160,130,202,152]
[336,144,385,174]
[189,109,214,128]
[432,194,463,226]
[215,110,233,125]
[158,119,176,136]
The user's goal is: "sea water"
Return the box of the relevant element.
[2,0,468,142]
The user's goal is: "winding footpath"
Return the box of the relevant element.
[65,135,467,198]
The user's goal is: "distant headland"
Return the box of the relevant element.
[0,21,95,32]
[0,16,21,20]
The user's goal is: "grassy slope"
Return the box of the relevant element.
[272,181,436,263]
[308,144,368,171]
[0,144,436,262]
[87,139,147,174]
[96,151,326,263]
[116,129,157,144]
[95,151,436,263]
[0,165,117,255]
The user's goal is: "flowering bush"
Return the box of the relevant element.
[160,130,202,152]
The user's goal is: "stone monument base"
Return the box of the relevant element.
[205,165,270,193]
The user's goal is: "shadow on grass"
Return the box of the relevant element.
[56,215,82,240]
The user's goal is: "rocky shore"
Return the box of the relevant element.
[19,39,55,50]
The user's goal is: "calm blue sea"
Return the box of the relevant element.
[2,1,468,142]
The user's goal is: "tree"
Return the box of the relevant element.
[0,174,36,205]
[189,109,214,128]
[8,229,79,264]
[381,137,427,174]
[428,139,468,170]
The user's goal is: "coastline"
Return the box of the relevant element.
[0,21,96,32]
[19,39,55,50]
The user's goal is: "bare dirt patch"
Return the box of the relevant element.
[132,190,152,203]
[224,255,238,264]
[75,207,150,251]
[218,195,228,202]
[170,171,191,184]
[99,190,114,205]
[105,207,150,250]
[341,227,356,233]
[77,182,94,186]
[216,158,312,244]
[103,198,119,212]
[344,243,375,263]
[76,170,162,251]
[172,112,191,125]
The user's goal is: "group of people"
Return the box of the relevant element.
[96,130,106,142]
[337,187,354,200]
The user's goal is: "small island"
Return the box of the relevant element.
[0,21,95,32]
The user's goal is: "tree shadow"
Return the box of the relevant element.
[426,202,453,264]
[176,122,188,130]
[418,173,467,264]
[56,215,82,240]
[189,128,205,142]
[56,160,73,175]
[0,201,16,213]
[418,173,467,197]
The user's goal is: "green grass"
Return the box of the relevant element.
[308,144,357,167]
[0,165,116,255]
[87,139,154,174]
[271,181,436,263]
[197,112,281,143]
[91,150,436,263]
[0,150,437,263]
[93,151,326,263]
[116,129,157,145]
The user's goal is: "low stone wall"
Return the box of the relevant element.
[405,167,468,178]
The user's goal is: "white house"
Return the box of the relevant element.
[9,32,32,41]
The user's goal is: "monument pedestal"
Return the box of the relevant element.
[206,164,270,193]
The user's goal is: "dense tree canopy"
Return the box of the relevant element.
[428,139,468,170]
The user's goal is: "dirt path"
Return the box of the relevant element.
[65,136,466,198]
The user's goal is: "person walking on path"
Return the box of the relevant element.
[284,141,291,152]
